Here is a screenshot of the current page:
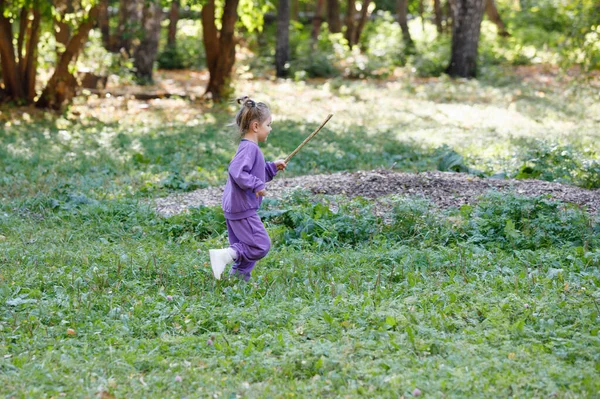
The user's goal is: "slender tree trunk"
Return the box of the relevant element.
[168,0,180,46]
[397,0,414,47]
[352,0,371,46]
[445,0,453,34]
[202,0,219,81]
[203,0,240,100]
[434,0,443,33]
[54,0,72,58]
[292,0,299,21]
[17,8,27,71]
[276,0,290,77]
[134,0,162,82]
[326,0,342,33]
[0,0,25,100]
[0,1,41,103]
[22,8,41,102]
[37,6,99,109]
[344,0,356,44]
[446,0,486,78]
[115,0,142,55]
[99,0,111,49]
[312,0,326,41]
[485,0,509,37]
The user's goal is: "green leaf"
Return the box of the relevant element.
[385,316,396,327]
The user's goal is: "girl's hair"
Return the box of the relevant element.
[234,96,270,136]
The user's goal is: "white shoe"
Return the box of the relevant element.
[209,248,235,280]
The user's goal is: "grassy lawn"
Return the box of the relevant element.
[1,72,599,397]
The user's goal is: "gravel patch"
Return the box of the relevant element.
[155,169,600,216]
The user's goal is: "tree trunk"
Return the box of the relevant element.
[276,0,290,77]
[0,1,42,103]
[485,0,509,37]
[0,0,25,100]
[352,0,371,46]
[202,0,240,101]
[54,0,73,58]
[168,0,180,46]
[434,0,443,33]
[446,0,486,78]
[311,0,326,41]
[37,6,99,109]
[326,0,342,33]
[114,0,142,55]
[22,7,41,102]
[16,6,40,102]
[202,0,219,82]
[397,0,413,47]
[99,0,111,49]
[344,0,355,44]
[445,0,453,34]
[292,0,299,21]
[134,0,162,82]
[17,8,27,70]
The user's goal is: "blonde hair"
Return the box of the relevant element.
[234,96,270,137]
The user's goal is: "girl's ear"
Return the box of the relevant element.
[251,120,259,132]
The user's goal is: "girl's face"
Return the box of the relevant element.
[256,115,272,142]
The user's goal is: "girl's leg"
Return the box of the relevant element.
[227,214,271,281]
[207,222,239,280]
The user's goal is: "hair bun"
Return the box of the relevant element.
[236,95,255,108]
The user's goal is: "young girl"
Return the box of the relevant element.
[209,96,287,281]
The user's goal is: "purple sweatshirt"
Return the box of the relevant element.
[222,140,278,220]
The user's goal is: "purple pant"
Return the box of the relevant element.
[226,214,271,281]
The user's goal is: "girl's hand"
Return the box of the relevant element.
[255,189,266,198]
[274,160,287,171]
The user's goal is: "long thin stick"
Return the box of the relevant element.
[285,113,333,163]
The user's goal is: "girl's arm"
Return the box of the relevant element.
[265,159,287,182]
[265,162,278,182]
[229,147,265,192]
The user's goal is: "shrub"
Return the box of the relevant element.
[158,19,206,70]
[464,192,594,250]
[289,25,343,79]
[408,35,451,78]
[157,46,187,70]
[514,141,600,189]
[260,192,381,249]
[387,197,455,245]
[159,206,225,240]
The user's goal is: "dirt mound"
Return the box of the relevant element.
[155,169,599,216]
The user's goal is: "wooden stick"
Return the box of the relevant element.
[285,113,333,164]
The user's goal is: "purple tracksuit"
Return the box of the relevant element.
[222,140,278,280]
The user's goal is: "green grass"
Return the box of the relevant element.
[1,74,599,397]
[1,193,599,397]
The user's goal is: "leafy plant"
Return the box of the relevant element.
[514,141,600,189]
[464,192,595,250]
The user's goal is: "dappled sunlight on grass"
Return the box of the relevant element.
[0,68,598,201]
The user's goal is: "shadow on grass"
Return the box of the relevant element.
[0,117,443,201]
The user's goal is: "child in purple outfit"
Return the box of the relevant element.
[209,96,287,281]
